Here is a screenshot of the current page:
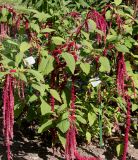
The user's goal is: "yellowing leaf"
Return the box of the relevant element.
[52,36,65,45]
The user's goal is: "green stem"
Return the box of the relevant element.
[99,103,104,147]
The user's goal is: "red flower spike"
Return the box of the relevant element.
[3,75,15,160]
[65,77,100,160]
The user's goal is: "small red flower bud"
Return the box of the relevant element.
[10,69,16,73]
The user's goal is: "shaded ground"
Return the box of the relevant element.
[0,118,138,160]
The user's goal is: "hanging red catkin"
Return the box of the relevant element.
[116,53,132,160]
[122,95,131,160]
[116,53,128,96]
[85,9,107,44]
[50,71,56,111]
[2,74,15,160]
[65,77,100,160]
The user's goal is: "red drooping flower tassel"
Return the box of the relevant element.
[65,77,100,160]
[50,71,56,111]
[3,74,15,160]
[86,9,107,44]
[116,53,128,96]
[122,95,131,160]
[116,53,132,160]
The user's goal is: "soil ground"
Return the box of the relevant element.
[0,118,138,160]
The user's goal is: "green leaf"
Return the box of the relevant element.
[41,28,55,33]
[88,112,97,126]
[88,19,96,32]
[15,53,24,66]
[58,133,66,148]
[80,62,90,75]
[29,95,38,102]
[105,10,111,20]
[116,143,124,157]
[123,25,133,35]
[115,44,129,53]
[38,120,53,133]
[28,69,44,82]
[57,119,70,133]
[86,131,91,143]
[49,89,62,103]
[40,99,51,115]
[99,57,110,73]
[78,0,89,7]
[32,84,45,96]
[76,115,87,124]
[132,104,138,112]
[18,72,27,82]
[30,23,40,33]
[39,55,54,75]
[7,39,18,46]
[33,12,51,22]
[114,0,122,6]
[107,35,117,42]
[20,42,31,53]
[61,112,69,120]
[2,8,8,17]
[61,52,76,74]
[52,36,65,45]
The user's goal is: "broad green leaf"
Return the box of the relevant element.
[114,0,122,6]
[29,95,38,102]
[79,0,89,7]
[88,19,96,32]
[40,99,51,115]
[105,10,111,20]
[80,62,90,75]
[57,119,70,133]
[61,52,76,74]
[123,25,133,35]
[88,112,97,126]
[49,89,62,103]
[20,42,31,53]
[116,143,124,157]
[76,115,87,124]
[18,72,27,82]
[115,44,129,53]
[57,104,67,114]
[86,131,91,143]
[52,36,65,45]
[82,40,93,50]
[58,133,66,148]
[61,112,69,120]
[39,55,54,75]
[7,39,18,46]
[32,84,45,96]
[41,28,55,33]
[2,8,8,16]
[132,104,138,112]
[38,120,53,133]
[15,53,24,66]
[30,23,40,33]
[28,69,44,82]
[81,31,89,40]
[99,57,110,73]
[107,35,117,42]
[33,12,51,22]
